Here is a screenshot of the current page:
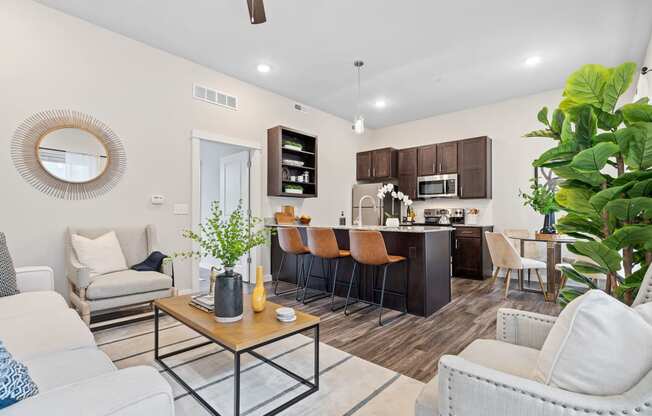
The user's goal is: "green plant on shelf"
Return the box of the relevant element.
[285,184,304,191]
[283,140,303,150]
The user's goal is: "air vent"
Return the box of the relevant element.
[193,84,238,111]
[293,103,309,113]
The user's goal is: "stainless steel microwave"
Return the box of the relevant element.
[417,174,458,198]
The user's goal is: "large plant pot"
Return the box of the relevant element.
[540,212,557,234]
[214,267,243,323]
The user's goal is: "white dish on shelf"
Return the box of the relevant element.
[283,145,303,151]
[282,159,304,167]
[284,188,303,194]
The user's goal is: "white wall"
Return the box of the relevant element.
[0,0,363,295]
[366,89,566,232]
[635,31,652,99]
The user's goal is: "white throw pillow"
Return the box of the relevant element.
[533,289,652,396]
[71,231,128,276]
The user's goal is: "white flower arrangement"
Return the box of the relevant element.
[377,183,413,206]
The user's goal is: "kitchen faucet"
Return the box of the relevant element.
[357,195,378,226]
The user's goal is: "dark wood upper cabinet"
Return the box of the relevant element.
[458,136,492,199]
[398,147,417,175]
[437,141,458,174]
[356,148,397,180]
[398,147,418,199]
[372,148,397,178]
[267,125,318,198]
[417,144,436,176]
[356,151,372,181]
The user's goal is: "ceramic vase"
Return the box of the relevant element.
[214,267,243,323]
[251,265,267,312]
[540,212,557,234]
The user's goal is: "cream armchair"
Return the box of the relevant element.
[66,225,177,325]
[415,269,652,416]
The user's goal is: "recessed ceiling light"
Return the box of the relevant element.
[374,99,387,109]
[257,63,271,73]
[524,56,542,67]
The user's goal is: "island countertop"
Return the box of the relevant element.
[265,223,453,233]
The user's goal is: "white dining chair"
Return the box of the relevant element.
[485,232,547,299]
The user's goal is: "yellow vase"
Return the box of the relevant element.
[252,266,266,312]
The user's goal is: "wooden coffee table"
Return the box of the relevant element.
[154,295,320,416]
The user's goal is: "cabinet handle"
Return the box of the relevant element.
[368,169,371,177]
[432,162,435,173]
[373,167,376,176]
[455,240,459,249]
[439,163,442,172]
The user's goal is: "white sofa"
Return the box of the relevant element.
[415,269,652,416]
[0,266,174,416]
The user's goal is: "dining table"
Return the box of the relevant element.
[510,233,576,302]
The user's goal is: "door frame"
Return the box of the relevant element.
[191,129,263,292]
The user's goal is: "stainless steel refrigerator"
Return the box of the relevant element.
[352,183,400,226]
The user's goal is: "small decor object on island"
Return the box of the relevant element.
[176,201,269,323]
[523,61,652,305]
[299,214,312,225]
[519,178,559,234]
[251,265,266,312]
[466,208,479,225]
[377,183,413,226]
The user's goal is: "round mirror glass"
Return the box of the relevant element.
[37,128,108,183]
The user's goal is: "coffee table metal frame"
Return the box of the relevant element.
[154,306,320,416]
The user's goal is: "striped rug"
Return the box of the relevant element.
[94,314,423,415]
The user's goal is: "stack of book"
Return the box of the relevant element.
[189,294,214,312]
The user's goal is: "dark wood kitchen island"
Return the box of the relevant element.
[268,225,453,317]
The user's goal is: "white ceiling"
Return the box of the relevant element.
[36,0,652,128]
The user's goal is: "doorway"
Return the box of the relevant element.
[199,140,251,287]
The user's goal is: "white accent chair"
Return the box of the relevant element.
[485,231,547,299]
[66,225,177,325]
[0,267,174,415]
[414,266,652,416]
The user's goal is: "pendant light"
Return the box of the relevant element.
[353,60,365,135]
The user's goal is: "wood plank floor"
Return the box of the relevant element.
[267,277,560,383]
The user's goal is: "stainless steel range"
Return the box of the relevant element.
[424,208,465,225]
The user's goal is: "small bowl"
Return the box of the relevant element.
[275,307,295,318]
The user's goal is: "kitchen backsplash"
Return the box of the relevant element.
[410,199,493,225]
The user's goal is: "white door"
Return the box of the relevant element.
[219,150,251,282]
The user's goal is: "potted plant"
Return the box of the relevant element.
[519,178,559,234]
[377,184,413,227]
[284,184,304,194]
[177,201,268,322]
[524,61,652,305]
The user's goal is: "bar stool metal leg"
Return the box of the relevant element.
[329,258,346,311]
[377,263,407,326]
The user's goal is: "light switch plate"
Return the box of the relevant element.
[151,195,165,205]
[173,203,189,215]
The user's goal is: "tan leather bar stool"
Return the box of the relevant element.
[345,230,408,326]
[303,228,351,309]
[275,227,310,299]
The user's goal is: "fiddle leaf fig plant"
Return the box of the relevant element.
[524,61,652,305]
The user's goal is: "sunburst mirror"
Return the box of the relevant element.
[11,109,126,200]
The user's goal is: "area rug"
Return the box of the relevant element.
[94,314,423,415]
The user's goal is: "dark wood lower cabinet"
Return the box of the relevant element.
[452,225,494,280]
[270,228,452,317]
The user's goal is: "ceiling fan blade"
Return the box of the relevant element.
[246,0,266,24]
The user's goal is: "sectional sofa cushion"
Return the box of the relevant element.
[0,309,95,362]
[416,338,539,416]
[0,292,68,320]
[0,341,38,409]
[70,231,127,276]
[0,233,18,298]
[24,348,115,393]
[85,270,172,300]
[533,289,652,395]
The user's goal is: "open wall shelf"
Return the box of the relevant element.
[267,126,318,198]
